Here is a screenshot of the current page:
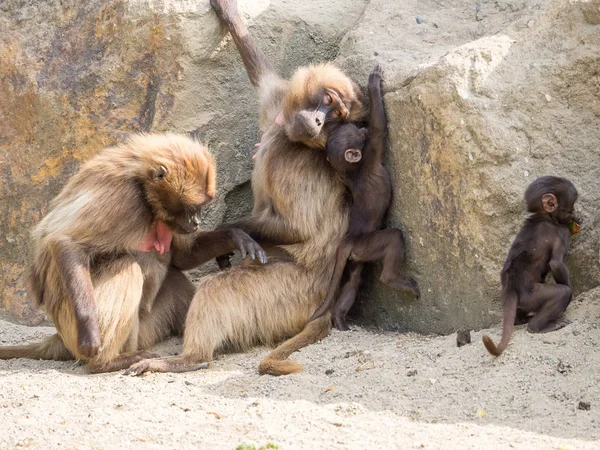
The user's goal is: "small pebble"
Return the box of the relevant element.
[374,51,379,56]
[407,369,418,377]
[457,329,471,347]
[578,401,591,411]
[325,369,335,376]
[416,16,423,24]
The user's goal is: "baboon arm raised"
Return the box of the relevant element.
[365,66,386,165]
[210,0,276,88]
[50,237,100,358]
[171,228,267,271]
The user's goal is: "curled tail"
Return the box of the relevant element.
[0,334,73,361]
[482,290,518,356]
[259,314,331,376]
[310,241,354,322]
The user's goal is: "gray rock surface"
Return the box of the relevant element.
[1,0,598,333]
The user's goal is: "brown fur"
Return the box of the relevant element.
[123,0,366,377]
[310,66,419,331]
[0,134,260,373]
[482,176,580,356]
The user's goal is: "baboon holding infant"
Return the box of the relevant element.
[123,0,367,376]
[0,133,265,373]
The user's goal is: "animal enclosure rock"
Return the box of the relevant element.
[1,0,599,333]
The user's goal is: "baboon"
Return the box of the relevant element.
[123,0,365,376]
[310,65,419,331]
[0,134,265,373]
[482,176,581,357]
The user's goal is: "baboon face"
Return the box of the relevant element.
[146,163,215,234]
[524,176,580,227]
[283,64,365,149]
[326,123,368,173]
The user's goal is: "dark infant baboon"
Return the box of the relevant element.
[483,176,581,356]
[310,65,419,331]
[124,0,366,376]
[0,134,264,373]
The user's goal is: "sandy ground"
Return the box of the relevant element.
[1,288,599,450]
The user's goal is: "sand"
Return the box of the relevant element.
[1,288,599,450]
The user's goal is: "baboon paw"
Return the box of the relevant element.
[77,333,100,358]
[408,280,420,298]
[123,361,152,376]
[333,317,350,331]
[368,65,384,86]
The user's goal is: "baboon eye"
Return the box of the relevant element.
[153,165,168,180]
[324,94,332,105]
[333,110,341,118]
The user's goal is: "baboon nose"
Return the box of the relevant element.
[315,117,322,126]
[191,215,201,226]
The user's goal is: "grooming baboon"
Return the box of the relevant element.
[310,65,419,331]
[0,133,265,373]
[123,0,365,376]
[482,176,581,357]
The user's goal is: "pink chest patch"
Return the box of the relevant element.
[137,220,173,254]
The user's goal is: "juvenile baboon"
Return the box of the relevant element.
[482,176,581,356]
[310,65,419,331]
[124,0,365,376]
[0,134,265,373]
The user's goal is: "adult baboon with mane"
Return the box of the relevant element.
[0,134,265,373]
[125,0,366,376]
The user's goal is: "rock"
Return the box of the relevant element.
[456,329,471,347]
[1,0,599,334]
[578,401,591,411]
[406,369,418,377]
[342,0,600,333]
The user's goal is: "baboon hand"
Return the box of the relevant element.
[77,327,101,358]
[230,229,268,264]
[368,65,384,89]
[210,0,239,27]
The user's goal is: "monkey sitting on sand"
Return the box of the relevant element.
[483,176,581,356]
[0,133,265,373]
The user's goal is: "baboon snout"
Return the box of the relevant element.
[293,109,326,138]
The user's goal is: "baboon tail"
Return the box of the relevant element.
[259,314,331,376]
[0,334,73,361]
[482,291,518,356]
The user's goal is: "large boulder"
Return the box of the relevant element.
[1,0,598,333]
[340,0,600,333]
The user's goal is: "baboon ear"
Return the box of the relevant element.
[344,148,362,163]
[542,193,558,213]
[152,165,168,180]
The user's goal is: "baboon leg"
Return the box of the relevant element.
[137,267,196,350]
[0,334,73,361]
[54,254,146,373]
[125,263,321,375]
[351,229,420,297]
[331,262,364,331]
[521,283,573,333]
